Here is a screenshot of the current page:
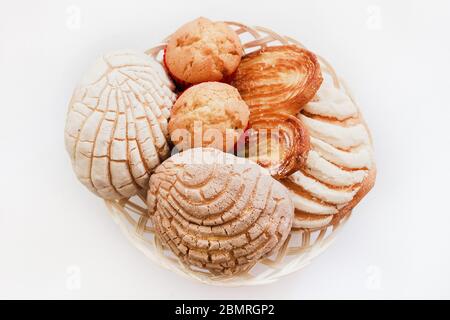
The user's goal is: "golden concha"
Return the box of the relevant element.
[147,148,294,276]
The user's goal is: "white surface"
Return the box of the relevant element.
[1,0,449,299]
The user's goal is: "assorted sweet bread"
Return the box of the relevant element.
[64,18,376,277]
[168,82,249,152]
[164,17,243,87]
[148,148,294,275]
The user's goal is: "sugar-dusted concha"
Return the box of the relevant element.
[147,148,294,275]
[281,64,376,229]
[65,50,177,200]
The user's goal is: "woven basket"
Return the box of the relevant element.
[105,21,357,286]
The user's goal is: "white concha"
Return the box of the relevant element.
[65,50,177,200]
[282,64,376,229]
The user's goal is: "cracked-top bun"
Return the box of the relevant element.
[164,17,243,86]
[168,82,249,152]
[148,148,294,275]
[64,50,177,200]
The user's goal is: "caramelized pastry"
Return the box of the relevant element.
[164,17,243,86]
[237,112,310,179]
[148,148,294,275]
[231,45,322,116]
[168,82,249,152]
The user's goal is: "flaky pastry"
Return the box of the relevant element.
[231,45,322,116]
[237,112,310,179]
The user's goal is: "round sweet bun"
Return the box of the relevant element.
[147,148,294,275]
[168,82,250,152]
[164,17,243,86]
[64,50,177,200]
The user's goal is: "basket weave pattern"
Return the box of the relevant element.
[105,22,354,286]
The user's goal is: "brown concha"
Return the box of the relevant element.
[147,148,294,276]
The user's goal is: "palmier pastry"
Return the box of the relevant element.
[164,17,243,86]
[236,112,310,179]
[168,82,249,152]
[64,50,177,200]
[231,45,322,116]
[281,66,376,229]
[148,148,294,275]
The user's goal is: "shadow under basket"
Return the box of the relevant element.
[105,21,357,286]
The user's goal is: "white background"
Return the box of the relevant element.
[1,0,449,299]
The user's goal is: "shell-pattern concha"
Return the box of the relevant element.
[148,148,294,276]
[282,63,375,229]
[65,50,177,200]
